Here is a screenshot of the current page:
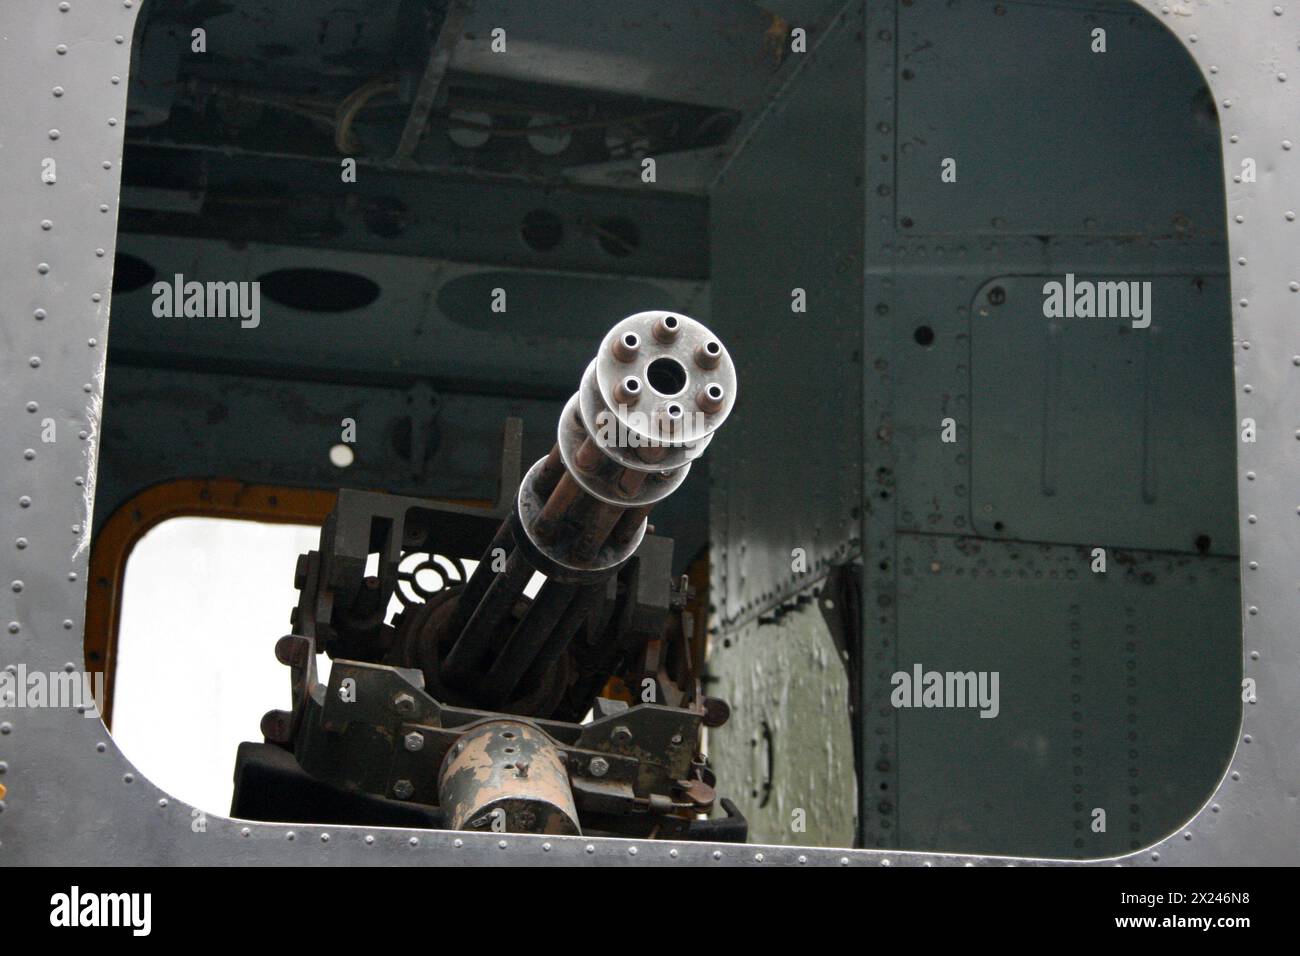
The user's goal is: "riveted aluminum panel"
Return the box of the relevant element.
[895,0,1223,237]
[969,274,1237,551]
[708,4,865,631]
[892,532,1239,859]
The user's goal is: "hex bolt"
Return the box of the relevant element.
[393,779,415,800]
[612,725,633,744]
[393,692,417,715]
[404,732,425,752]
[589,756,610,778]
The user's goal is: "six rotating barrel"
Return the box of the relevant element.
[438,311,737,711]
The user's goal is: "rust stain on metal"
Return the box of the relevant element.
[763,14,790,64]
[437,719,580,835]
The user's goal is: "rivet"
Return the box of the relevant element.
[40,220,52,231]
[48,129,60,140]
[243,827,252,837]
[29,357,40,368]
[10,582,22,593]
[37,263,49,275]
[33,309,46,320]
[56,44,68,55]
[123,773,134,784]
[15,539,28,550]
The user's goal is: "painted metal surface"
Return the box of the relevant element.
[709,4,865,631]
[0,0,1294,867]
[707,602,858,848]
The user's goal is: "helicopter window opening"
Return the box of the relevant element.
[112,516,323,817]
[108,513,548,818]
